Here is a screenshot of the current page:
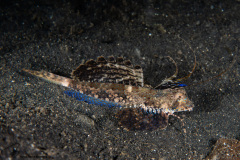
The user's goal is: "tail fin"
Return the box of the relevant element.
[22,69,72,87]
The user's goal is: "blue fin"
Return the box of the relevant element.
[64,90,122,108]
[156,81,187,89]
[176,83,187,87]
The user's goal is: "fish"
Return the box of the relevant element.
[23,56,195,131]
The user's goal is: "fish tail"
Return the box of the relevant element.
[22,68,72,87]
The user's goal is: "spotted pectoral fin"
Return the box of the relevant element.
[64,90,122,108]
[71,56,144,87]
[115,108,169,131]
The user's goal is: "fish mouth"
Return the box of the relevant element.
[185,106,194,112]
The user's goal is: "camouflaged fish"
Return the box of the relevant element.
[23,56,196,131]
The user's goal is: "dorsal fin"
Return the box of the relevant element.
[71,56,144,87]
[154,55,197,89]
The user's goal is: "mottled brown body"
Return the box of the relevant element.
[23,56,195,130]
[70,81,193,114]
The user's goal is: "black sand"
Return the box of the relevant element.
[1,0,239,159]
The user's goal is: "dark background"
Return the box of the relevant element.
[1,0,239,159]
